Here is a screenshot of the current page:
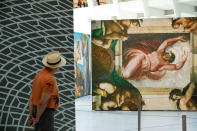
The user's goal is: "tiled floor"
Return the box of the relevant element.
[75,95,197,131]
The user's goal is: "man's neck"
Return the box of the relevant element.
[45,67,55,74]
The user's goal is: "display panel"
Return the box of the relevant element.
[74,32,91,98]
[91,18,197,110]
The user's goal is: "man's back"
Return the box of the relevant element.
[32,68,59,109]
[180,99,197,110]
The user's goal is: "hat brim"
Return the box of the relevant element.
[42,55,66,68]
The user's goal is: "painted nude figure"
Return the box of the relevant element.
[94,82,145,110]
[122,36,188,81]
[172,17,197,34]
[92,20,132,49]
[169,82,197,110]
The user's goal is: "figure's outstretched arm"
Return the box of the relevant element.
[158,51,187,71]
[122,54,144,80]
[183,82,195,103]
[157,36,186,54]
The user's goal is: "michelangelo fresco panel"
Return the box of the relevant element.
[91,18,197,110]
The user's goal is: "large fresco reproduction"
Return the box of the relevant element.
[91,17,197,111]
[74,32,91,98]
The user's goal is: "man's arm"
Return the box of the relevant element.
[28,93,33,125]
[157,36,186,54]
[158,62,185,71]
[182,82,195,103]
[32,92,51,125]
[28,93,33,116]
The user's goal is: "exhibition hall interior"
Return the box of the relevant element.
[74,0,197,131]
[1,0,197,131]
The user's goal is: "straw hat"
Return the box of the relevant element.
[42,51,66,68]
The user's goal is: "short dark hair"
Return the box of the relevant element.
[163,51,175,63]
[169,89,182,101]
[172,18,181,29]
[131,19,141,27]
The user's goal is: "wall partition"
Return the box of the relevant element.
[0,0,74,130]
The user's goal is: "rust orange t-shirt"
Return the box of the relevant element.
[32,68,59,110]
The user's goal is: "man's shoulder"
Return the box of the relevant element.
[41,72,55,81]
[36,68,55,81]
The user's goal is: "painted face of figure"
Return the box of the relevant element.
[172,94,182,100]
[172,18,183,29]
[173,23,180,29]
[132,21,140,27]
[121,20,131,28]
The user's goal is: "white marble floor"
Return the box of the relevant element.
[75,95,197,131]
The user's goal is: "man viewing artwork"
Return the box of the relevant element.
[28,51,66,131]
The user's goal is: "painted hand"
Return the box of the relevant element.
[177,36,186,42]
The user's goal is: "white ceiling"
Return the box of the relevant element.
[74,0,197,33]
[146,0,197,17]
